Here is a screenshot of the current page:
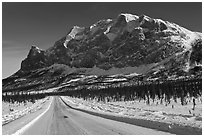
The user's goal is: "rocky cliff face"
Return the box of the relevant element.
[3,13,202,93]
[20,13,202,73]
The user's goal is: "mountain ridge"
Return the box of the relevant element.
[20,13,201,72]
[3,13,202,93]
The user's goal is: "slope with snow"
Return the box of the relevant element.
[61,96,202,130]
[2,13,202,93]
[2,97,50,125]
[18,13,202,72]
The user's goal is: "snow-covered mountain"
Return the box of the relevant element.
[3,13,202,93]
[20,13,201,72]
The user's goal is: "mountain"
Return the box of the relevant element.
[2,13,202,93]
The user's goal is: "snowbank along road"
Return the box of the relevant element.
[9,96,173,135]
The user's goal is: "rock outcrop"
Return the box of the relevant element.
[3,13,202,93]
[20,13,202,73]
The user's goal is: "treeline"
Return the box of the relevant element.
[2,92,48,104]
[2,78,202,106]
[58,78,202,105]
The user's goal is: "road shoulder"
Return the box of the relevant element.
[60,96,202,135]
[2,97,53,135]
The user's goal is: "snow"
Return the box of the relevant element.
[125,73,139,77]
[14,78,26,82]
[103,78,127,82]
[126,20,140,32]
[64,38,71,48]
[67,78,81,83]
[106,19,112,22]
[34,46,41,51]
[31,46,43,53]
[183,32,200,50]
[105,13,140,40]
[104,25,111,34]
[90,25,94,29]
[69,26,85,38]
[105,13,140,41]
[2,97,50,125]
[139,15,152,26]
[120,13,139,22]
[61,75,98,86]
[159,20,201,53]
[64,26,85,47]
[61,96,202,129]
[156,19,167,25]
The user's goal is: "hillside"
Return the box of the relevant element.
[2,13,202,93]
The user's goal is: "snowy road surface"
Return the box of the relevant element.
[8,96,172,135]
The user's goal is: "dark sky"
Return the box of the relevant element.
[2,2,202,78]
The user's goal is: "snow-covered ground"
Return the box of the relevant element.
[2,97,50,125]
[61,96,202,129]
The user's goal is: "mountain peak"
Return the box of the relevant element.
[118,13,139,22]
[19,13,201,73]
[28,45,44,57]
[30,45,42,51]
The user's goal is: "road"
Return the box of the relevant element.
[15,96,171,135]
